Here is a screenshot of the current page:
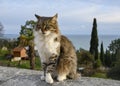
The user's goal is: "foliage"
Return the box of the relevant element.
[11,57,41,70]
[0,55,41,70]
[89,18,99,61]
[107,38,120,80]
[0,47,41,70]
[109,39,120,67]
[76,50,81,66]
[104,50,112,67]
[0,38,18,50]
[19,20,36,46]
[77,49,94,66]
[0,49,9,57]
[19,20,36,69]
[108,38,120,54]
[80,50,94,65]
[100,42,104,65]
[0,49,11,66]
[107,59,120,80]
[93,58,102,69]
[115,49,120,62]
[77,49,96,76]
[91,72,107,79]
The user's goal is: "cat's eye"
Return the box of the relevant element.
[45,26,51,30]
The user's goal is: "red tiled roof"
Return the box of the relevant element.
[13,47,26,52]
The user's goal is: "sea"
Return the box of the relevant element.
[1,34,120,51]
[65,35,120,51]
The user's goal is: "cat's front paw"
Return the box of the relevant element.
[45,73,54,84]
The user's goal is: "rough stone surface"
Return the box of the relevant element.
[0,66,120,86]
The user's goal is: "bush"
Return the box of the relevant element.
[92,72,107,79]
[93,58,102,69]
[0,49,9,57]
[77,49,94,67]
[107,59,120,80]
[82,68,95,76]
[77,49,95,76]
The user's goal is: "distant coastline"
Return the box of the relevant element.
[65,34,120,50]
[0,34,120,50]
[1,34,119,39]
[0,34,19,39]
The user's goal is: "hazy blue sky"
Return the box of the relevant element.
[0,0,120,35]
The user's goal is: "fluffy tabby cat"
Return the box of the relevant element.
[33,14,79,84]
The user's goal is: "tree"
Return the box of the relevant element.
[108,38,120,54]
[100,42,104,65]
[104,49,112,67]
[0,22,4,36]
[19,20,36,69]
[107,38,120,80]
[94,58,102,69]
[115,49,120,61]
[107,58,120,80]
[108,38,120,66]
[89,18,99,61]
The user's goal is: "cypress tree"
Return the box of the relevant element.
[100,42,104,65]
[89,18,99,60]
[104,49,112,67]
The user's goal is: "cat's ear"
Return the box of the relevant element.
[35,14,41,19]
[51,13,58,23]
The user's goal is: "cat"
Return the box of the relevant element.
[33,14,79,84]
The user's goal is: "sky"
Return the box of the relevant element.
[0,0,120,35]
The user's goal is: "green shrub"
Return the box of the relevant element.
[93,58,102,69]
[77,49,95,76]
[107,60,120,80]
[77,49,94,67]
[92,72,107,79]
[0,49,9,57]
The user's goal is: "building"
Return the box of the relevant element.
[13,47,28,58]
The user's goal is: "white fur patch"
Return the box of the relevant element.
[45,73,54,84]
[57,74,67,81]
[33,30,60,63]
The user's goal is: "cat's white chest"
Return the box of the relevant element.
[34,32,60,63]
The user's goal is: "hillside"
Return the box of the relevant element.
[0,66,120,86]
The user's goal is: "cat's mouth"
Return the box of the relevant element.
[40,31,51,36]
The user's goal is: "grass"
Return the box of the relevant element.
[0,56,9,66]
[91,72,107,79]
[0,56,41,70]
[0,49,41,70]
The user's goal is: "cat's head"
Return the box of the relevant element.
[34,14,59,36]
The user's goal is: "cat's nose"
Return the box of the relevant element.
[42,32,45,34]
